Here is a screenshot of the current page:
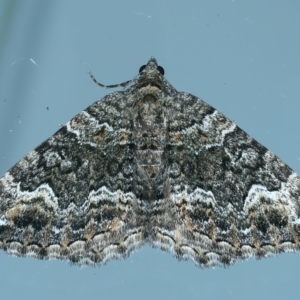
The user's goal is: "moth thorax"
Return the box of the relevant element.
[134,95,166,181]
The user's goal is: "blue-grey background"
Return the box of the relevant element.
[0,1,300,299]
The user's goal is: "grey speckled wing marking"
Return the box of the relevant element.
[1,57,300,268]
[0,76,147,265]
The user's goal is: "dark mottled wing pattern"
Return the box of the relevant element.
[0,91,147,265]
[152,92,300,267]
[1,57,300,268]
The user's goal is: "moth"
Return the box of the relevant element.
[0,57,299,268]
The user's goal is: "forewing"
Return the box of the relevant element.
[152,92,300,267]
[0,92,145,265]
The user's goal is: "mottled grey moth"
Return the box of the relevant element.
[0,57,299,268]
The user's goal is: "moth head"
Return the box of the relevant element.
[139,63,165,76]
[137,57,165,90]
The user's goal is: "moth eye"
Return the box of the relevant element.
[139,65,146,74]
[139,65,165,75]
[157,66,165,75]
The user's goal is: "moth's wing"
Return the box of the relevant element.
[0,92,145,265]
[152,92,300,268]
